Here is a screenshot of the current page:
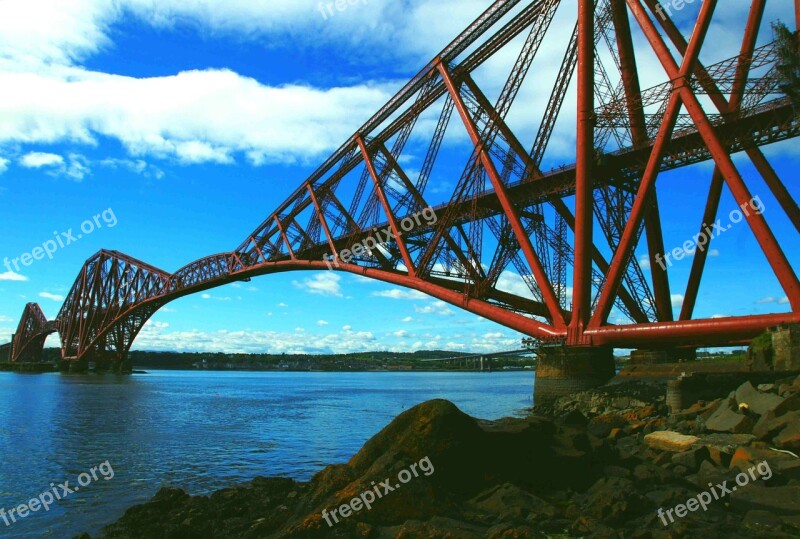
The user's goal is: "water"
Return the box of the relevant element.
[0,370,534,538]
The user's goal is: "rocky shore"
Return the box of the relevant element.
[79,373,800,538]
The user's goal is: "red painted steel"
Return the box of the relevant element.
[4,0,798,362]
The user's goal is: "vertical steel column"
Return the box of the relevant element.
[570,0,595,343]
[611,0,672,322]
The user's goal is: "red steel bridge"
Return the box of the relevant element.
[3,0,800,381]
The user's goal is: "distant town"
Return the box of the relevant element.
[32,347,748,372]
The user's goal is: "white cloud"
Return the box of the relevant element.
[200,293,211,299]
[371,289,427,300]
[0,157,8,174]
[316,320,329,326]
[39,291,64,301]
[708,249,720,257]
[758,296,791,305]
[20,151,63,168]
[414,300,455,316]
[18,151,90,179]
[99,158,164,179]
[0,315,13,323]
[0,270,28,281]
[671,294,684,309]
[0,0,792,175]
[711,314,731,319]
[401,316,414,323]
[293,272,343,297]
[277,302,288,308]
[132,321,380,355]
[0,65,399,166]
[638,255,650,270]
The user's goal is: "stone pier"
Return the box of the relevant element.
[534,346,615,404]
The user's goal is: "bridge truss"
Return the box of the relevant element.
[5,0,800,363]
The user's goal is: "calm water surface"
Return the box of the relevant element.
[0,370,534,538]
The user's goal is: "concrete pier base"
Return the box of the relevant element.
[112,359,133,374]
[68,360,89,373]
[534,346,615,405]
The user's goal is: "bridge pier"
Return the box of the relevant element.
[534,346,615,405]
[112,359,133,374]
[67,360,89,374]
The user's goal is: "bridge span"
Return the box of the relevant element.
[4,0,799,401]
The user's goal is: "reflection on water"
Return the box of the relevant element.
[0,370,533,538]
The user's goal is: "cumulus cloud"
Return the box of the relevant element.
[371,289,428,300]
[0,157,9,174]
[0,67,398,166]
[20,151,63,168]
[132,319,378,355]
[17,151,89,179]
[39,291,64,301]
[0,270,28,281]
[0,0,498,168]
[414,300,455,316]
[292,272,343,297]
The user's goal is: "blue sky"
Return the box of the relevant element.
[0,0,797,355]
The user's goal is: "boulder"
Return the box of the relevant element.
[728,446,794,472]
[753,410,800,441]
[771,392,800,416]
[643,431,699,452]
[468,483,558,523]
[671,446,711,472]
[705,398,756,433]
[735,381,785,416]
[730,485,800,516]
[773,419,800,451]
[742,510,785,534]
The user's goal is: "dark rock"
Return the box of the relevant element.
[468,483,557,523]
[730,485,800,515]
[773,419,800,451]
[753,410,800,441]
[384,517,487,538]
[671,446,711,472]
[705,398,756,433]
[560,409,588,426]
[698,433,756,456]
[771,393,800,416]
[742,510,785,534]
[579,477,650,526]
[735,381,785,416]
